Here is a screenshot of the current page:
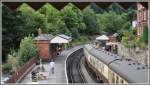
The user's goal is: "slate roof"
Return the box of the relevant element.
[34,34,54,41]
[58,34,72,41]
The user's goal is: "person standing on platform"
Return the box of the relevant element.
[58,47,62,54]
[49,59,55,74]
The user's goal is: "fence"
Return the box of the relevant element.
[6,57,36,83]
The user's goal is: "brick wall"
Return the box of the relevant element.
[34,40,50,61]
[137,2,148,36]
[6,57,35,83]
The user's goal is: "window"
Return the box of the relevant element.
[112,73,115,83]
[144,10,148,21]
[116,76,119,83]
[142,9,144,21]
[121,79,124,83]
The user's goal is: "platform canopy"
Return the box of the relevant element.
[96,35,109,41]
[50,36,69,43]
[106,42,118,45]
[58,34,72,41]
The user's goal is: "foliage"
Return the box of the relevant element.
[18,36,39,65]
[97,11,128,35]
[2,50,19,74]
[72,36,89,46]
[7,51,19,70]
[38,3,63,34]
[122,21,132,31]
[83,7,99,34]
[90,3,104,13]
[121,25,148,49]
[18,3,48,35]
[141,25,148,44]
[121,29,136,48]
[2,5,25,62]
[61,3,86,38]
[2,3,136,63]
[2,63,12,74]
[107,3,126,14]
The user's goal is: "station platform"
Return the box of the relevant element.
[20,46,82,84]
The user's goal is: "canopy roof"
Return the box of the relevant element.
[50,36,69,43]
[34,34,54,41]
[58,34,72,41]
[96,35,109,40]
[106,42,118,45]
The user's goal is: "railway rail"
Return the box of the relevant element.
[66,48,87,83]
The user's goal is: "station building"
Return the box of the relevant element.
[136,2,148,36]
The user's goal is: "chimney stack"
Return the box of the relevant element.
[38,28,42,35]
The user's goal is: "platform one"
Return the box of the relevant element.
[20,46,83,84]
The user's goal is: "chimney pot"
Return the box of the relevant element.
[38,28,42,35]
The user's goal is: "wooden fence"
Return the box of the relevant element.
[6,57,36,83]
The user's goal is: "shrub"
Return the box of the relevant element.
[7,53,19,72]
[2,50,20,74]
[2,63,12,74]
[141,25,148,44]
[18,36,39,65]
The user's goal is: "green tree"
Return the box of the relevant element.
[7,52,19,72]
[2,5,25,62]
[61,3,86,38]
[90,3,104,13]
[18,3,48,36]
[83,7,99,35]
[141,25,148,44]
[107,3,126,14]
[97,11,128,35]
[18,36,39,65]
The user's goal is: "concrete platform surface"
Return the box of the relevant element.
[20,45,83,84]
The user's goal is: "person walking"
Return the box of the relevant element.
[49,59,55,74]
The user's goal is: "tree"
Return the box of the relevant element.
[38,3,61,34]
[61,3,86,38]
[18,3,48,36]
[2,5,25,62]
[141,25,148,44]
[7,51,19,72]
[83,7,99,35]
[90,3,104,13]
[107,3,126,14]
[97,11,128,35]
[18,36,39,65]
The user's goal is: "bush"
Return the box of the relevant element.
[7,53,19,72]
[18,36,39,65]
[141,25,148,44]
[72,36,89,46]
[2,63,12,74]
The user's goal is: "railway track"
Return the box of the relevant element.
[66,48,87,83]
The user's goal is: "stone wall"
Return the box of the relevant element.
[117,43,148,65]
